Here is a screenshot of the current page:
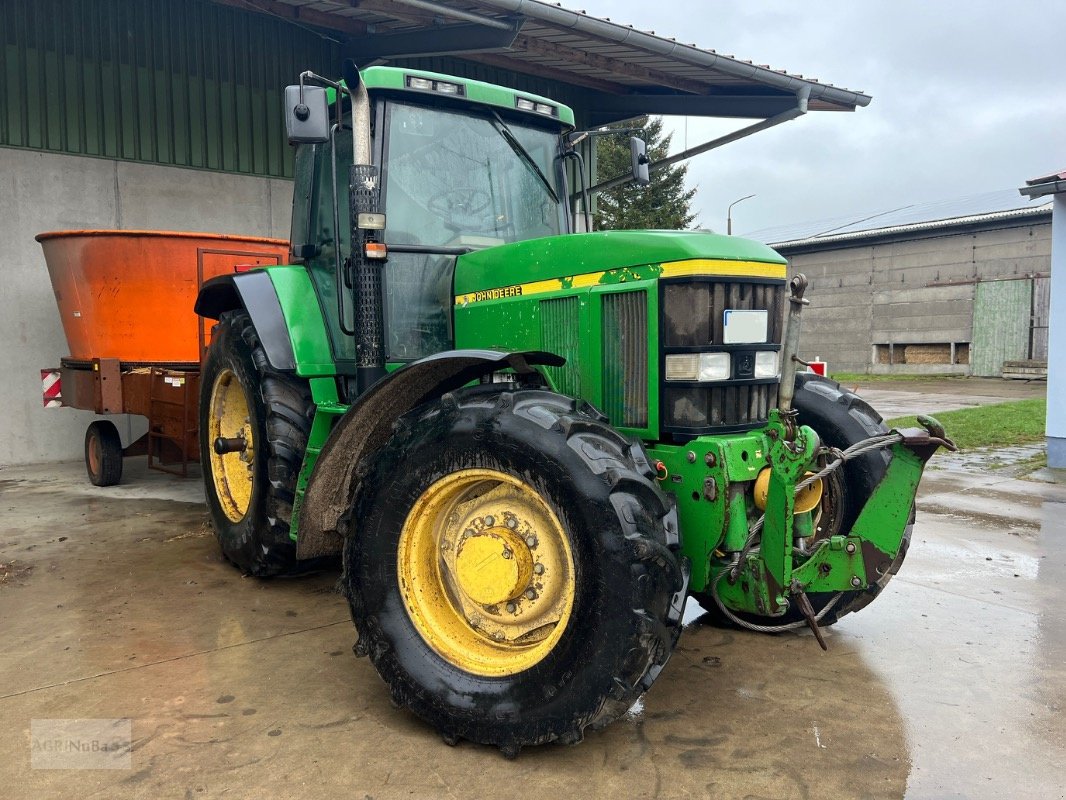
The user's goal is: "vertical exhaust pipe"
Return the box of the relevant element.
[776,273,809,416]
[342,59,387,395]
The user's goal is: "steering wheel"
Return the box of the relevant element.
[427,187,493,220]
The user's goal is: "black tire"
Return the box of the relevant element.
[199,311,312,576]
[343,388,687,753]
[85,420,123,487]
[696,374,909,627]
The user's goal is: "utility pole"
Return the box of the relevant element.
[727,194,756,235]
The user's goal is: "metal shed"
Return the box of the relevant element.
[0,0,872,468]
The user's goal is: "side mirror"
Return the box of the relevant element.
[630,137,650,186]
[283,85,330,145]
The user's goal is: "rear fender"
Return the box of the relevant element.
[195,273,296,371]
[296,349,564,559]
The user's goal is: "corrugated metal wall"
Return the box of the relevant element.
[1,0,340,178]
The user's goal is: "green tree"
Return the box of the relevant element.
[593,116,697,230]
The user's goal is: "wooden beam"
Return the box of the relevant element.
[462,52,628,95]
[512,35,711,95]
[211,0,368,36]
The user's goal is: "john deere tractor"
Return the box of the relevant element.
[195,62,952,754]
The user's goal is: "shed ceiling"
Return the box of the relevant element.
[214,0,871,125]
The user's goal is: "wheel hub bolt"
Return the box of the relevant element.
[525,535,536,548]
[524,589,537,601]
[502,548,513,559]
[505,516,517,529]
[463,529,474,539]
[484,515,495,527]
[533,563,545,575]
[506,603,517,613]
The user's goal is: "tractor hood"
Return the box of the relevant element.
[453,230,786,296]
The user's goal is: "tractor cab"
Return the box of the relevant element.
[285,67,578,368]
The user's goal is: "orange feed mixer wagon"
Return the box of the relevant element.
[38,230,289,486]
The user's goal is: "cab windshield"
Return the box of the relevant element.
[383,100,566,246]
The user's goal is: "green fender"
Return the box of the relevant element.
[195,266,336,377]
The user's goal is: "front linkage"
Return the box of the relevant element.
[651,275,956,647]
[723,412,952,644]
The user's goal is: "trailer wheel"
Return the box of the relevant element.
[343,388,687,753]
[697,374,909,628]
[85,420,123,486]
[199,311,312,576]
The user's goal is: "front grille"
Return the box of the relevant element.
[663,384,775,431]
[540,296,581,396]
[660,278,785,436]
[662,280,785,346]
[602,290,648,428]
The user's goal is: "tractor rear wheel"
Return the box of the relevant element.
[343,388,687,753]
[697,374,909,628]
[199,311,312,576]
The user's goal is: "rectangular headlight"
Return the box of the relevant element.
[697,352,731,381]
[406,76,433,90]
[664,352,731,382]
[515,97,536,111]
[754,350,780,378]
[664,354,699,381]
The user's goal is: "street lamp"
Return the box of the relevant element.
[726,194,756,235]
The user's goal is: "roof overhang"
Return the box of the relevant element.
[1020,170,1066,199]
[212,0,871,124]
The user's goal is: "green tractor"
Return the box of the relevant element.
[195,62,952,754]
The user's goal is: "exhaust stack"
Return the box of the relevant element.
[342,60,387,395]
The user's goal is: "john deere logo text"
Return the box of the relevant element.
[472,285,523,302]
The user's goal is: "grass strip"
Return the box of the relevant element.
[830,372,962,384]
[886,398,1047,451]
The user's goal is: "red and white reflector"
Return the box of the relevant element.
[807,357,827,377]
[41,369,62,408]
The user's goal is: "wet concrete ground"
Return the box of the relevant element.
[1,382,1063,799]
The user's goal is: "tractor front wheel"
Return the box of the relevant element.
[343,388,687,753]
[199,311,312,576]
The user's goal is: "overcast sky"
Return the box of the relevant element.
[570,1,1064,236]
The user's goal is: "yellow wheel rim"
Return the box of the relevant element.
[207,369,255,523]
[397,469,576,677]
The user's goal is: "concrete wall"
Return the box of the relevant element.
[0,147,293,467]
[782,220,1052,373]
